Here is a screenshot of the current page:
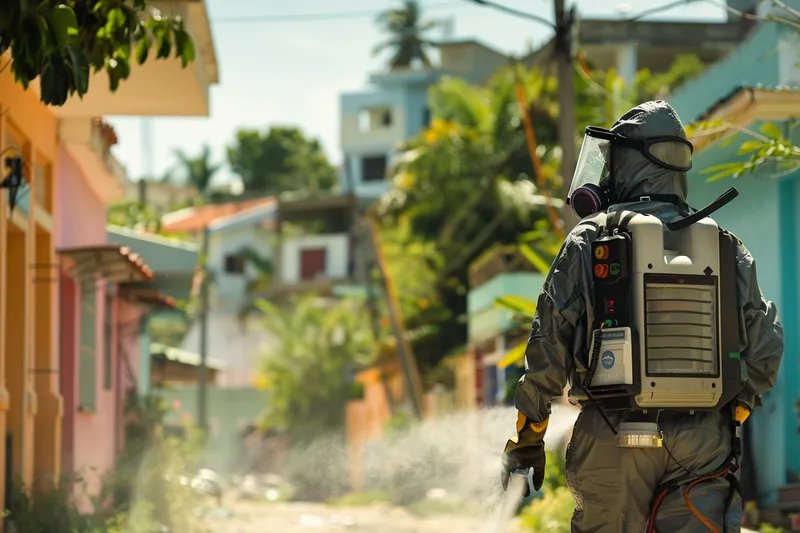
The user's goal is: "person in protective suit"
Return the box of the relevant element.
[499,100,784,532]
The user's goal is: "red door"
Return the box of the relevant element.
[300,248,327,280]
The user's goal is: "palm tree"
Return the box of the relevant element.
[172,144,221,197]
[373,1,439,70]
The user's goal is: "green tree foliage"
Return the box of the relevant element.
[373,0,439,70]
[379,65,561,373]
[107,199,160,231]
[226,126,338,195]
[518,486,574,533]
[0,0,195,106]
[687,120,800,182]
[255,296,375,441]
[378,217,451,371]
[636,54,706,102]
[171,144,221,197]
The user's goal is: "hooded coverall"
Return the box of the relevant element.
[505,101,784,532]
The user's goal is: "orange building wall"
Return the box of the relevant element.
[0,64,62,517]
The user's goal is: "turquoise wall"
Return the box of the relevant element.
[685,125,798,507]
[467,272,545,342]
[467,272,545,314]
[669,22,783,123]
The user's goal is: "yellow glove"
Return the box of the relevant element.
[505,411,549,452]
[735,405,750,425]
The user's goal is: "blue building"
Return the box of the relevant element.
[339,40,509,207]
[670,14,800,510]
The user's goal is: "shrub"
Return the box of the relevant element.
[518,486,575,533]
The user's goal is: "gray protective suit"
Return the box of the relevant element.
[512,101,784,532]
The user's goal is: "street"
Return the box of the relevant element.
[201,500,526,533]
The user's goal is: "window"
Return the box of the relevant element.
[381,110,393,127]
[361,156,388,182]
[358,110,371,133]
[79,282,97,412]
[358,107,392,133]
[103,284,114,391]
[225,254,246,274]
[422,106,432,128]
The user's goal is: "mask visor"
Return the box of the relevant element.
[644,139,693,171]
[568,130,611,199]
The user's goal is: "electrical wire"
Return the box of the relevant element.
[703,0,800,30]
[213,1,463,23]
[461,0,554,29]
[624,0,702,21]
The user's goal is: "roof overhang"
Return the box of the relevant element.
[57,245,153,283]
[688,87,800,153]
[118,286,177,309]
[53,1,218,117]
[277,193,357,224]
[150,341,226,371]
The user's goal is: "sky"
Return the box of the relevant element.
[106,0,728,187]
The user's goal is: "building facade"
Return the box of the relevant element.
[669,14,800,512]
[339,40,510,205]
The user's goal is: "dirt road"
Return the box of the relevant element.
[203,500,525,533]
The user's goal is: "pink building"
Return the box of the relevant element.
[55,120,174,499]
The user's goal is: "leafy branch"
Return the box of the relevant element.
[0,0,196,106]
[689,120,800,182]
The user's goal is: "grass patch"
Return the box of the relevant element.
[326,490,391,507]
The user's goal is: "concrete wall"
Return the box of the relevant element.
[439,42,507,85]
[209,223,273,312]
[669,23,783,123]
[346,362,405,492]
[155,386,267,474]
[56,148,107,247]
[280,233,349,283]
[180,312,273,388]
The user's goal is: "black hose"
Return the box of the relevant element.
[582,328,617,435]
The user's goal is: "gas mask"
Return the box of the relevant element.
[566,126,694,219]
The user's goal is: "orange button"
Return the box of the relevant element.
[594,264,609,278]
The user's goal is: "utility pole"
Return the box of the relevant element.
[553,0,579,231]
[198,225,211,431]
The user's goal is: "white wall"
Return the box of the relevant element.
[281,233,349,284]
[209,224,274,310]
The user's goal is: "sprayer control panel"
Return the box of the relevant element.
[592,234,632,327]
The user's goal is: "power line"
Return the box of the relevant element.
[625,0,703,22]
[462,0,555,29]
[213,1,463,23]
[460,0,740,26]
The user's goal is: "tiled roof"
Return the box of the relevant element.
[160,196,276,233]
